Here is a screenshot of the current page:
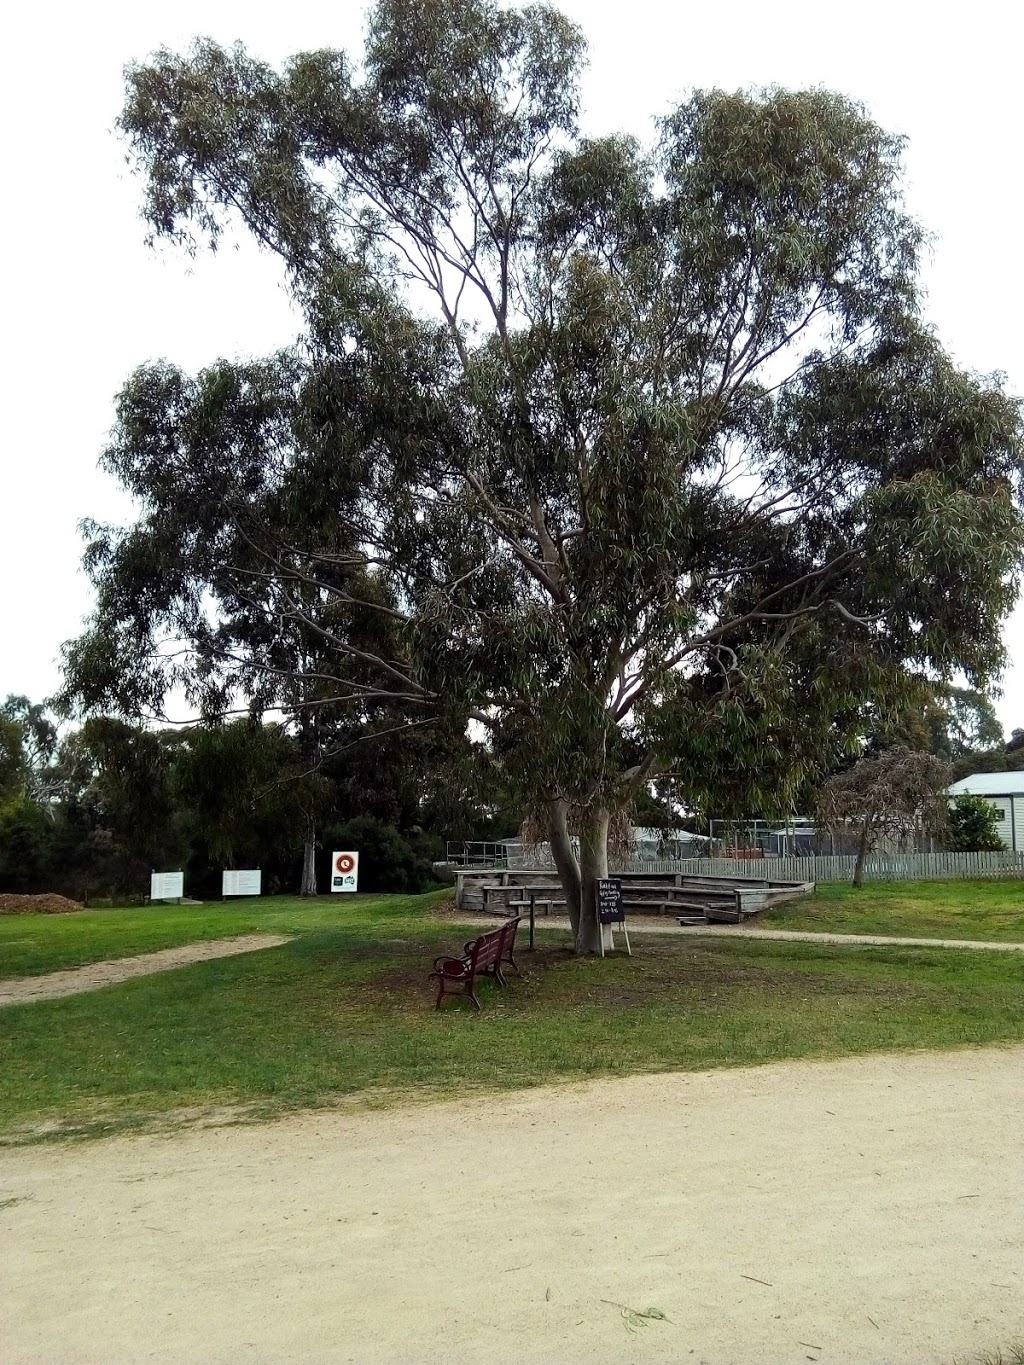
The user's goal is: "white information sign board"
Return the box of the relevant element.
[150,870,184,901]
[331,851,359,893]
[222,869,262,897]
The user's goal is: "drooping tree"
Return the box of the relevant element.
[64,0,1024,949]
[816,746,951,885]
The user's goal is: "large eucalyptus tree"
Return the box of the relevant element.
[65,0,1024,949]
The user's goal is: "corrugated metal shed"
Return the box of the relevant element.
[947,771,1024,851]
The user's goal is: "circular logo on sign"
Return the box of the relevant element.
[335,853,355,874]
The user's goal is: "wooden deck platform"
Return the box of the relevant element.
[454,866,814,924]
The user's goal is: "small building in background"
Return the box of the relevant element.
[946,771,1024,852]
[630,827,715,859]
[500,827,714,866]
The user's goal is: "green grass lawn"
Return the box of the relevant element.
[0,892,444,977]
[760,878,1024,940]
[3,888,1024,1145]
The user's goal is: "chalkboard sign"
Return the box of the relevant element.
[597,878,625,924]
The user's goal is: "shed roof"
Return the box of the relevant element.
[947,771,1024,797]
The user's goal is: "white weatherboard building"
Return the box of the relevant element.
[947,771,1024,852]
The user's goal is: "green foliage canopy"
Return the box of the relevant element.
[63,1,1024,946]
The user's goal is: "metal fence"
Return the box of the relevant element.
[445,842,509,867]
[598,851,1024,883]
[506,850,1024,882]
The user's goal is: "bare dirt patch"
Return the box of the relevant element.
[2,1045,1023,1363]
[0,893,84,916]
[0,934,292,1008]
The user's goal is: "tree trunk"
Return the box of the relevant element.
[300,822,318,897]
[545,800,612,954]
[852,827,870,888]
[577,807,610,955]
[547,798,582,928]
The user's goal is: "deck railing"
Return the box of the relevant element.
[612,851,1024,883]
[495,849,1024,882]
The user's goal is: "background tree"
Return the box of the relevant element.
[57,351,438,893]
[171,719,319,881]
[816,746,951,886]
[930,687,1005,762]
[63,0,1024,949]
[946,793,1006,853]
[0,697,64,894]
[869,683,1006,764]
[946,715,1024,782]
[59,717,185,885]
[0,703,489,897]
[0,695,61,810]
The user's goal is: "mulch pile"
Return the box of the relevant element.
[0,893,85,916]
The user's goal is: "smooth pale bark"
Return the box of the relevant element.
[547,798,582,927]
[300,823,318,897]
[577,807,610,955]
[545,800,612,954]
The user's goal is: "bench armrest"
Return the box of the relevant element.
[432,955,470,978]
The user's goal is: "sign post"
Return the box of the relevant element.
[596,878,631,956]
[331,851,359,893]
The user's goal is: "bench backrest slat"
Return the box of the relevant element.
[469,927,504,970]
[463,917,521,973]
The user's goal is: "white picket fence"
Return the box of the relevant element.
[599,851,1024,883]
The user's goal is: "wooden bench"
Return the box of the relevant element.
[677,890,768,926]
[429,918,523,1010]
[622,897,697,915]
[507,895,566,917]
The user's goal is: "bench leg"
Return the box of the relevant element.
[434,977,480,1010]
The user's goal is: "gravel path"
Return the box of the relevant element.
[2,1045,1023,1363]
[0,935,293,1008]
[455,913,1024,952]
[676,925,1024,950]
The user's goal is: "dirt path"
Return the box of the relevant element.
[455,913,1024,952]
[3,1045,1023,1363]
[0,935,292,1007]
[676,925,1024,950]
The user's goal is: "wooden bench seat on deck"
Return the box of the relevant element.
[507,895,566,917]
[481,883,563,914]
[626,898,705,916]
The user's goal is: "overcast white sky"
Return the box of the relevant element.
[3,0,1023,729]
